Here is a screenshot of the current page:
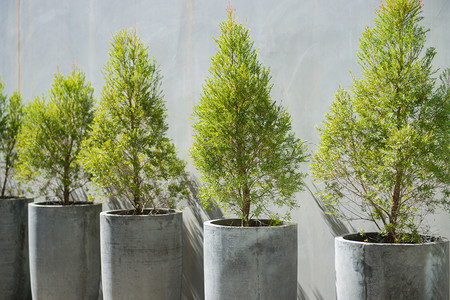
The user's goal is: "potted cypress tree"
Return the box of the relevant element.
[191,9,308,300]
[0,81,33,300]
[311,0,449,299]
[79,28,189,300]
[16,67,101,300]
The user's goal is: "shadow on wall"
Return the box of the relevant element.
[297,283,326,300]
[296,182,354,300]
[182,176,223,300]
[306,182,354,237]
[297,283,310,300]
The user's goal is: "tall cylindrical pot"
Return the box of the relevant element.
[335,233,449,300]
[204,219,298,300]
[28,202,102,300]
[100,209,182,300]
[0,197,33,299]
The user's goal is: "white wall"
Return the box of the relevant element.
[1,0,449,299]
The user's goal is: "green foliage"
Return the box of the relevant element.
[0,79,24,197]
[191,11,308,226]
[311,0,449,242]
[79,28,188,214]
[16,67,95,205]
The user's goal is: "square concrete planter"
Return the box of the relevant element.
[335,233,449,300]
[28,202,102,300]
[203,219,298,300]
[0,197,33,300]
[100,209,182,300]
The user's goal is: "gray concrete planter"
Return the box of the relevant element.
[0,197,33,300]
[204,219,298,300]
[28,202,102,300]
[100,209,182,300]
[335,232,449,300]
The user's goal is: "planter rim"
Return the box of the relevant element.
[205,218,297,228]
[336,232,449,246]
[0,196,33,201]
[101,208,181,217]
[29,201,101,208]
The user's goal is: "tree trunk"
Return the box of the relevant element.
[62,164,70,205]
[241,185,250,227]
[1,166,9,198]
[63,184,70,206]
[388,167,403,243]
[63,144,72,205]
[135,200,144,215]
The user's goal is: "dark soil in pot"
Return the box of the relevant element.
[345,232,443,244]
[107,208,176,215]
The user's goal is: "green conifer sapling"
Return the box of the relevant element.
[191,9,308,227]
[0,79,24,197]
[311,0,449,243]
[16,67,95,205]
[79,29,188,215]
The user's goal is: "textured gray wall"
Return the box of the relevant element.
[1,0,449,299]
